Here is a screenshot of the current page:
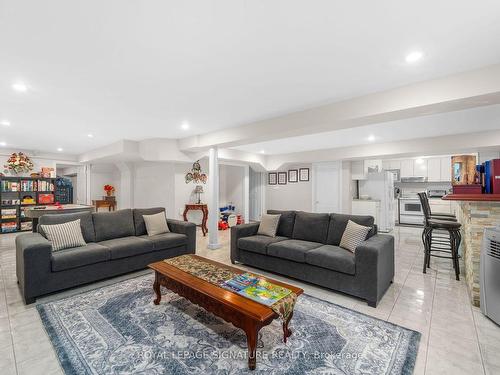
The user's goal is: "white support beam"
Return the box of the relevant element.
[178,64,500,151]
[207,148,221,250]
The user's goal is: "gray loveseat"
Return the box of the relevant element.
[16,207,196,304]
[231,210,394,307]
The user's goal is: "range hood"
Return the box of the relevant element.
[400,176,428,183]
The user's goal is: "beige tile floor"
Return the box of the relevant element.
[0,226,499,374]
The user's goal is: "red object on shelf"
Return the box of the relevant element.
[218,220,229,230]
[452,184,482,194]
[38,193,55,204]
[491,159,500,194]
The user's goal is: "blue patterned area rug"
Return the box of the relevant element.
[37,274,420,374]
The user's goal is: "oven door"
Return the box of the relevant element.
[400,200,423,216]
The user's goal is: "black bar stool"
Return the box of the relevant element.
[418,192,462,280]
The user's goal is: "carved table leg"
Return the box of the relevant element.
[201,207,208,236]
[153,272,162,305]
[183,207,189,222]
[245,325,260,370]
[282,312,293,343]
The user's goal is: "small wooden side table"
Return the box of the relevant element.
[92,199,116,212]
[183,203,208,236]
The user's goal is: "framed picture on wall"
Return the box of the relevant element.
[268,172,277,185]
[288,169,298,183]
[278,172,287,185]
[299,168,310,182]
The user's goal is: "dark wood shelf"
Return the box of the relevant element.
[442,194,500,201]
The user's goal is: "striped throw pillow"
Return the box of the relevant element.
[40,219,87,251]
[339,220,371,253]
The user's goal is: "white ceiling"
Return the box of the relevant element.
[232,104,500,155]
[1,1,500,154]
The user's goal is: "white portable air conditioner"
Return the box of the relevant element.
[480,227,500,325]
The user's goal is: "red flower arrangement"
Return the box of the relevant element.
[104,184,115,196]
[3,152,34,174]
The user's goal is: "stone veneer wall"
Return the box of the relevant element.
[456,201,500,307]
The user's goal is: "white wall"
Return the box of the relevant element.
[89,164,121,208]
[219,164,245,215]
[133,161,176,216]
[265,164,313,212]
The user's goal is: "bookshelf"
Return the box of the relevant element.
[0,176,56,234]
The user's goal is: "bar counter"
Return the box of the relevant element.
[442,194,500,306]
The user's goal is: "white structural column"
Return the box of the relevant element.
[208,148,221,249]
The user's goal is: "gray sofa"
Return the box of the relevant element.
[16,207,196,304]
[231,210,394,307]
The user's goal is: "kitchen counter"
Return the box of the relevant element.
[444,197,500,307]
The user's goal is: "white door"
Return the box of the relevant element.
[313,162,342,213]
[249,169,265,221]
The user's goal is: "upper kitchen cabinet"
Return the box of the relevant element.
[440,156,452,182]
[382,160,402,170]
[352,159,383,180]
[427,158,441,182]
[351,160,366,180]
[413,159,428,177]
[400,159,414,178]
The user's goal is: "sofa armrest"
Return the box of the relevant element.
[167,219,196,253]
[355,234,395,306]
[15,233,53,303]
[230,222,260,263]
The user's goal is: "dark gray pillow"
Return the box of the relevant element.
[93,209,135,242]
[38,211,95,243]
[327,213,375,246]
[133,207,166,236]
[292,211,330,243]
[267,210,296,238]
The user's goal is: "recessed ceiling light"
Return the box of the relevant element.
[87,133,94,138]
[0,120,10,127]
[367,134,376,142]
[12,82,28,92]
[260,150,265,154]
[405,51,423,64]
[0,142,6,147]
[57,147,63,152]
[181,122,190,130]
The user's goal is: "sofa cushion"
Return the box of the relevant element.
[41,219,87,251]
[267,210,296,238]
[133,207,166,236]
[306,245,356,275]
[340,220,372,253]
[51,243,110,272]
[257,214,281,237]
[238,235,288,255]
[98,236,154,259]
[267,239,322,263]
[143,212,170,236]
[39,211,95,243]
[139,233,187,251]
[292,212,330,243]
[326,213,375,246]
[93,209,135,242]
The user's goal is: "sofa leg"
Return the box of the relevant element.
[230,259,236,264]
[24,296,36,305]
[367,300,377,308]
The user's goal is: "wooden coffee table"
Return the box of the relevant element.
[149,255,303,370]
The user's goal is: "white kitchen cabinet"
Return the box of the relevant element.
[382,160,391,171]
[440,156,452,182]
[389,160,401,170]
[352,200,380,226]
[427,158,441,182]
[351,160,366,180]
[400,160,414,178]
[364,159,383,174]
[413,159,428,177]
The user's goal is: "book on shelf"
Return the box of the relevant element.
[221,273,292,306]
[20,222,32,231]
[1,181,19,192]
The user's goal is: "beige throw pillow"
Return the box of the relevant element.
[339,220,371,253]
[143,212,170,236]
[257,214,281,237]
[40,219,86,251]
